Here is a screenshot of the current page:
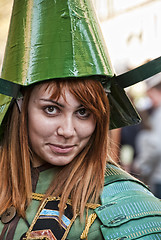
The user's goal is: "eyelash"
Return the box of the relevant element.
[43,105,59,115]
[43,105,90,119]
[76,108,90,119]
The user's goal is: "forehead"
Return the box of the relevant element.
[29,83,78,105]
[30,82,64,99]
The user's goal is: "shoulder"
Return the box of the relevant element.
[95,164,161,239]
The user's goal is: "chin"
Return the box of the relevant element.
[46,157,73,166]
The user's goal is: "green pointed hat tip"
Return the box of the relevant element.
[1,0,114,86]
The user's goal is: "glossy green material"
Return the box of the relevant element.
[108,80,140,129]
[1,0,113,85]
[0,0,140,133]
[0,94,12,136]
[96,164,161,239]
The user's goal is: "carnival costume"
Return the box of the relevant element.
[0,0,161,239]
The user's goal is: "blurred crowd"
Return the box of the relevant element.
[113,72,161,199]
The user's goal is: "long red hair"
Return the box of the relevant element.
[0,78,114,218]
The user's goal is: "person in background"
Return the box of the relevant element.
[120,102,152,174]
[134,73,161,198]
[0,0,161,239]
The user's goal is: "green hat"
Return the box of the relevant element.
[0,0,142,132]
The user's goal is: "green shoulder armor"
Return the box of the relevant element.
[95,164,161,240]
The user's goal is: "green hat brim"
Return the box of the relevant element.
[109,81,140,129]
[0,76,140,139]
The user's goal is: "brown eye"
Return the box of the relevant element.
[47,106,55,112]
[44,106,59,115]
[77,108,90,119]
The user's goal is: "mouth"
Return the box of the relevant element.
[48,144,76,154]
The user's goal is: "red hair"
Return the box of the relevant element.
[0,78,114,218]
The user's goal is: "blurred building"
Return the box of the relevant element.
[94,0,161,74]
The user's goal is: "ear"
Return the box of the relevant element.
[16,97,23,112]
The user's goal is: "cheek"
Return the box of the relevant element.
[78,120,96,139]
[28,116,39,144]
[28,115,47,142]
[28,112,54,136]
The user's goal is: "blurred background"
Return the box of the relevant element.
[1,0,161,197]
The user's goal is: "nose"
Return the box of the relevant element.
[57,116,75,138]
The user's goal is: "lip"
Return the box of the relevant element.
[48,144,75,154]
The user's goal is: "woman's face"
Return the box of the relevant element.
[27,84,96,167]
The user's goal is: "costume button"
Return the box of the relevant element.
[1,206,16,224]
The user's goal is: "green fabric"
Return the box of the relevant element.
[67,208,103,240]
[0,168,56,239]
[0,164,161,239]
[103,163,147,187]
[100,217,161,240]
[0,167,103,239]
[96,164,161,240]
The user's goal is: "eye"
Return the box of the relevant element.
[76,108,90,119]
[44,105,60,115]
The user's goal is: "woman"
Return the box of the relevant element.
[0,0,161,239]
[0,78,109,239]
[0,78,161,240]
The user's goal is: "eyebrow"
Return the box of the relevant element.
[39,98,83,109]
[39,98,64,108]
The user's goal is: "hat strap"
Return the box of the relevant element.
[115,56,161,88]
[0,78,21,98]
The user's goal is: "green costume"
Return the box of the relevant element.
[96,165,161,239]
[0,164,161,239]
[1,0,161,239]
[0,165,103,239]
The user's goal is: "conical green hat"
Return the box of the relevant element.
[0,0,141,133]
[1,0,114,84]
